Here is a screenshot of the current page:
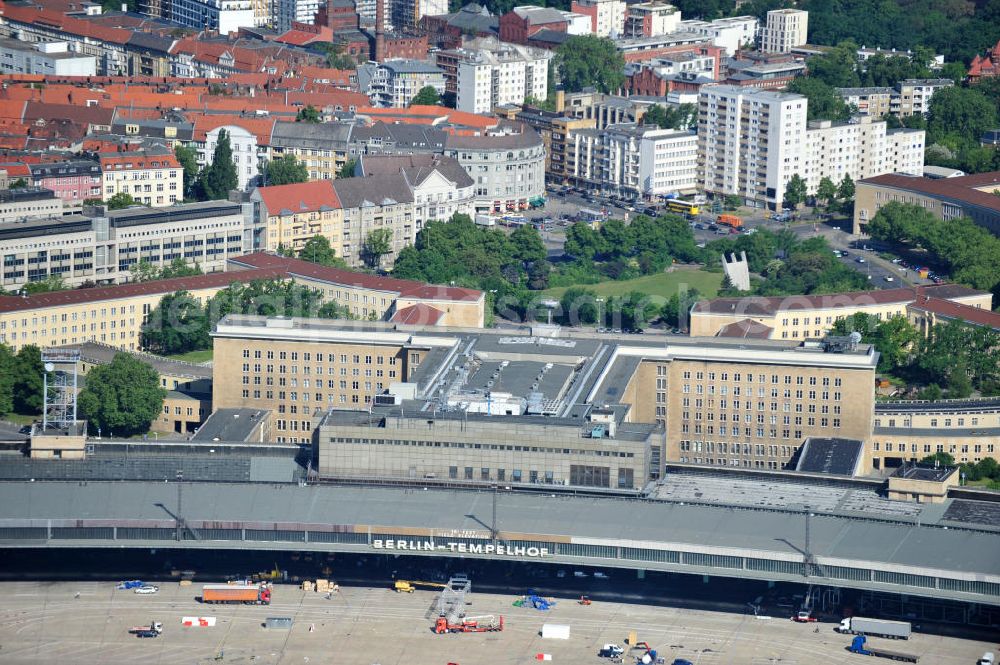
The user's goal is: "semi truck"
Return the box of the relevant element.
[201,583,271,605]
[128,621,163,638]
[848,635,919,662]
[838,617,911,640]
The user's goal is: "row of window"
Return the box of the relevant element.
[680,370,842,386]
[328,437,636,458]
[241,349,399,364]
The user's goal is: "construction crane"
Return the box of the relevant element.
[434,615,504,634]
[393,580,448,593]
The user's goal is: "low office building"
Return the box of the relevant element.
[0,253,484,353]
[853,171,1000,235]
[0,38,96,76]
[99,153,184,208]
[0,188,65,223]
[0,200,251,290]
[678,15,757,56]
[689,284,993,340]
[872,398,1000,470]
[211,315,879,475]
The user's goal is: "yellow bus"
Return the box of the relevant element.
[665,200,700,216]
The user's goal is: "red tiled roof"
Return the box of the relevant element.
[692,284,987,316]
[859,173,1000,214]
[0,268,288,314]
[909,297,1000,331]
[391,303,444,326]
[99,153,181,170]
[190,114,278,144]
[716,319,774,339]
[229,254,483,302]
[0,162,31,177]
[255,180,341,216]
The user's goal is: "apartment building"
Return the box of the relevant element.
[0,188,65,223]
[623,2,680,39]
[837,79,954,118]
[200,125,262,192]
[759,8,808,54]
[514,107,596,185]
[355,154,476,230]
[567,123,698,198]
[803,116,924,193]
[853,171,1000,235]
[0,253,484,353]
[688,284,992,339]
[274,0,323,31]
[99,153,183,208]
[0,201,250,291]
[0,38,96,76]
[571,0,625,37]
[698,85,808,211]
[28,161,102,206]
[250,180,344,255]
[678,15,757,56]
[357,59,446,108]
[268,122,355,183]
[442,125,546,213]
[168,0,255,35]
[439,38,552,114]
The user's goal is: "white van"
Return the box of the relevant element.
[978,653,994,665]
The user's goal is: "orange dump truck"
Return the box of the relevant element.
[717,214,743,228]
[201,584,271,604]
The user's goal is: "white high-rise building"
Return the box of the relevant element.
[698,85,808,210]
[698,86,925,210]
[453,40,552,115]
[274,0,321,31]
[571,0,626,38]
[169,0,254,34]
[760,8,808,53]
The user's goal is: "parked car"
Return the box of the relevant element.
[884,276,894,282]
[856,257,866,263]
[18,425,32,434]
[134,585,159,594]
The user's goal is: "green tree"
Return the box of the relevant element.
[723,194,742,211]
[23,275,66,294]
[130,260,161,282]
[174,144,201,199]
[107,192,140,209]
[78,354,166,437]
[0,345,14,417]
[159,257,202,279]
[816,176,838,205]
[661,287,702,329]
[8,178,27,189]
[410,85,442,106]
[802,41,862,88]
[265,154,309,186]
[296,105,321,123]
[920,451,955,467]
[947,359,973,398]
[831,312,918,373]
[361,227,394,269]
[786,77,852,121]
[554,35,625,93]
[13,345,44,415]
[783,173,807,208]
[837,174,855,202]
[927,86,998,150]
[559,287,599,325]
[509,224,547,264]
[140,291,210,355]
[337,159,357,179]
[299,234,348,267]
[199,129,238,200]
[313,42,356,69]
[641,103,696,129]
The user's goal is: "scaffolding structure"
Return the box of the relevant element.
[41,348,80,432]
[436,575,472,624]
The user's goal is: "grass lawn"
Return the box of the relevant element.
[166,349,214,364]
[3,413,36,426]
[542,269,723,301]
